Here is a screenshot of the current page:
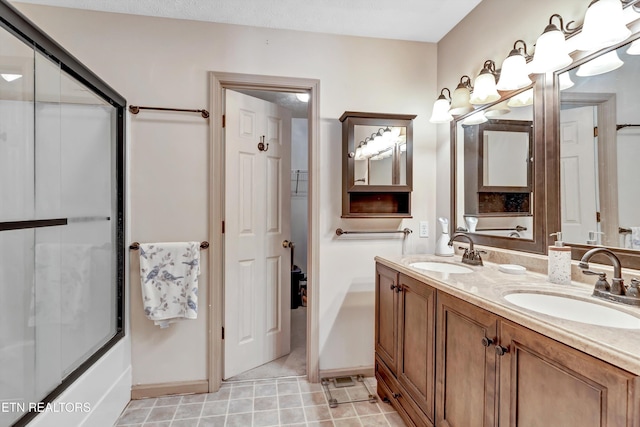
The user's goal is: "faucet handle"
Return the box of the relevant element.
[582,269,610,292]
[628,278,640,298]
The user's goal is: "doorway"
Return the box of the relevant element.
[208,72,320,391]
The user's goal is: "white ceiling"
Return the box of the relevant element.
[13,0,482,43]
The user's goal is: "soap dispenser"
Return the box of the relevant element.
[435,217,455,256]
[548,232,572,285]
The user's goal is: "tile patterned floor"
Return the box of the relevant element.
[114,377,406,427]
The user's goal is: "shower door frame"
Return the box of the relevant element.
[0,1,126,426]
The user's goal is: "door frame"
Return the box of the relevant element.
[560,92,618,247]
[208,71,320,390]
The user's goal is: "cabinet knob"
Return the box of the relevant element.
[495,345,509,356]
[481,337,494,347]
[392,392,401,399]
[390,283,401,293]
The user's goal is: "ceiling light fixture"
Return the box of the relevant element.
[470,60,500,105]
[496,40,533,91]
[577,0,631,52]
[1,73,22,82]
[429,88,454,123]
[529,14,578,74]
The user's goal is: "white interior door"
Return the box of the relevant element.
[560,105,599,244]
[224,90,292,379]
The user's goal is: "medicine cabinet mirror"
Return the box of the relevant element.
[550,29,640,267]
[451,81,546,254]
[340,111,415,218]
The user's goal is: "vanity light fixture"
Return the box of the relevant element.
[577,0,631,51]
[470,60,500,105]
[462,110,488,125]
[559,72,575,90]
[529,14,577,73]
[485,100,511,117]
[496,40,533,91]
[627,38,640,55]
[507,88,534,107]
[1,73,22,82]
[429,88,454,123]
[449,75,474,115]
[576,50,624,76]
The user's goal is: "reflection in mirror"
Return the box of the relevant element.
[353,125,406,186]
[454,93,534,241]
[558,35,640,251]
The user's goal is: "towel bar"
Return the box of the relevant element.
[335,228,412,236]
[129,105,210,119]
[130,241,209,250]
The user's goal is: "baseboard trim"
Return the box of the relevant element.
[131,380,209,400]
[319,366,374,379]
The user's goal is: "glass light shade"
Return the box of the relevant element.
[577,0,631,52]
[627,39,640,55]
[449,86,473,115]
[462,110,488,125]
[529,27,572,73]
[296,93,310,102]
[484,100,511,117]
[1,73,22,82]
[354,145,364,160]
[470,73,500,105]
[576,50,624,76]
[496,52,532,91]
[507,89,533,107]
[558,72,574,91]
[429,97,453,123]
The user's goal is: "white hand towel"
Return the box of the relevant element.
[139,242,200,328]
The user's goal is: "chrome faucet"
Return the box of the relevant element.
[579,247,640,306]
[448,232,484,266]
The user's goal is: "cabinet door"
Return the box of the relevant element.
[398,274,436,424]
[498,321,638,427]
[436,293,499,427]
[375,263,399,374]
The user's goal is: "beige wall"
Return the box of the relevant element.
[14,3,438,384]
[435,0,587,222]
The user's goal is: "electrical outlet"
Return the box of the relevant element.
[419,221,429,238]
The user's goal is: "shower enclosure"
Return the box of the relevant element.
[0,2,125,426]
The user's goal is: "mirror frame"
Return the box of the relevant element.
[547,19,640,268]
[450,76,547,254]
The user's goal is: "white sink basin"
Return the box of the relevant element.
[504,292,640,329]
[409,261,473,274]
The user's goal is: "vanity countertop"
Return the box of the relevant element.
[376,254,640,376]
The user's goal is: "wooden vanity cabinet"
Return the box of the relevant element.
[435,292,499,427]
[375,264,436,426]
[498,321,639,427]
[375,262,640,427]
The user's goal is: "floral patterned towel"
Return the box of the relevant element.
[139,242,200,328]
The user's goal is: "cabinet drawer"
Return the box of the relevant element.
[376,356,433,427]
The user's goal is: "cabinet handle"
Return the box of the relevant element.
[481,337,494,347]
[495,345,509,356]
[390,284,401,293]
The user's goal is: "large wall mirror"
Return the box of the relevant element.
[451,79,546,253]
[551,27,640,266]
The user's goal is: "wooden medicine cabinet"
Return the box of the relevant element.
[340,111,416,218]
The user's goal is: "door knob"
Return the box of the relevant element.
[282,240,294,248]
